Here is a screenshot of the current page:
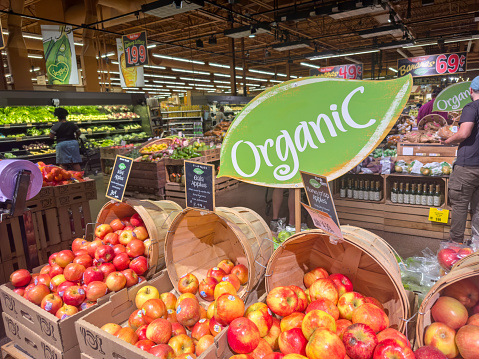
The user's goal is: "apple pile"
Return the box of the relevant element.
[437,245,473,272]
[422,278,479,358]
[226,267,420,359]
[8,213,150,320]
[100,259,250,358]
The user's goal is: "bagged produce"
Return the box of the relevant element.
[394,160,408,173]
[408,160,424,174]
[437,124,458,140]
[380,157,393,174]
[437,241,474,271]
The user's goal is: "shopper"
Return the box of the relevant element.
[417,87,449,123]
[443,76,479,242]
[270,188,296,233]
[215,106,227,124]
[50,107,82,171]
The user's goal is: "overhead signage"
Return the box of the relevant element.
[41,25,79,85]
[184,161,215,212]
[433,81,471,112]
[0,22,4,50]
[310,64,363,80]
[116,38,145,88]
[122,32,149,68]
[300,171,339,227]
[398,52,467,78]
[106,155,133,202]
[218,76,412,188]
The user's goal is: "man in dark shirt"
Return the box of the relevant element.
[444,77,479,242]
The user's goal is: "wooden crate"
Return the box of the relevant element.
[57,202,92,243]
[199,149,220,162]
[0,217,27,263]
[165,177,239,201]
[0,256,28,285]
[164,156,206,166]
[32,208,62,250]
[397,142,458,157]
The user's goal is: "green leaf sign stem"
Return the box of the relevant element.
[433,81,471,112]
[218,76,413,188]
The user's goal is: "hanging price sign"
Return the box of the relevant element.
[428,207,449,224]
[122,32,149,68]
[398,52,467,78]
[310,64,363,80]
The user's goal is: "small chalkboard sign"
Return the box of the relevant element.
[106,155,133,202]
[184,161,215,211]
[300,171,339,227]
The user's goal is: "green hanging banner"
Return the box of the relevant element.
[433,81,471,112]
[218,76,413,188]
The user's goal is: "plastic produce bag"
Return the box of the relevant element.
[394,160,408,173]
[409,160,424,174]
[437,241,475,271]
[380,157,393,174]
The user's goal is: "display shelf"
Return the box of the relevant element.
[165,116,202,120]
[0,135,51,143]
[163,110,202,113]
[0,118,141,129]
[84,129,142,136]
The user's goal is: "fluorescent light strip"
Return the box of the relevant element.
[277,73,287,77]
[172,68,210,75]
[389,67,398,73]
[147,44,157,49]
[236,67,243,71]
[291,75,298,79]
[214,80,230,84]
[216,85,231,88]
[30,67,40,72]
[214,73,230,77]
[270,79,282,83]
[250,69,274,76]
[300,62,319,68]
[153,80,185,85]
[194,84,214,87]
[308,49,379,60]
[404,42,436,49]
[143,84,163,88]
[111,61,119,65]
[28,54,43,59]
[166,85,193,89]
[195,87,214,90]
[180,77,211,83]
[123,87,139,90]
[153,54,204,65]
[246,77,266,81]
[144,65,166,70]
[146,74,176,79]
[209,62,230,68]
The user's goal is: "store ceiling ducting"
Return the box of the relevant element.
[141,0,204,18]
[359,25,403,38]
[272,40,311,52]
[329,0,385,20]
[224,23,270,39]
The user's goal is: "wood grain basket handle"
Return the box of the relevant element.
[85,222,99,241]
[244,236,275,304]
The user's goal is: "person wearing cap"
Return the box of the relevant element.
[50,107,82,171]
[417,86,449,123]
[443,76,479,242]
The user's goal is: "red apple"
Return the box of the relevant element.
[209,316,225,337]
[142,298,167,323]
[99,263,116,278]
[431,296,468,330]
[305,327,346,359]
[73,254,93,269]
[301,309,336,340]
[231,264,249,285]
[455,324,479,359]
[57,280,77,297]
[222,274,241,292]
[121,268,139,288]
[329,273,353,297]
[289,285,308,312]
[414,346,447,359]
[25,284,50,305]
[307,298,340,320]
[191,318,210,341]
[168,334,195,357]
[85,281,108,302]
[196,334,214,356]
[113,252,131,271]
[63,285,85,306]
[56,304,78,319]
[266,286,298,317]
[133,226,149,241]
[279,328,307,356]
[377,328,410,349]
[207,267,227,282]
[112,244,127,256]
[41,293,63,314]
[228,317,260,354]
[83,266,104,285]
[136,339,155,352]
[143,239,152,256]
[49,252,58,266]
[424,322,459,358]
[115,327,138,345]
[106,271,127,291]
[215,293,245,326]
[40,265,52,276]
[199,277,218,301]
[352,303,389,333]
[467,313,479,326]
[146,318,172,344]
[50,264,63,278]
[337,292,366,320]
[303,267,329,288]
[129,309,149,330]
[34,273,51,287]
[95,245,115,263]
[373,339,415,359]
[49,274,66,292]
[10,269,31,287]
[55,250,75,268]
[309,278,339,305]
[95,224,113,239]
[101,322,121,335]
[74,249,89,257]
[245,302,274,337]
[149,344,175,358]
[104,232,120,246]
[72,237,87,252]
[87,240,104,258]
[365,297,385,312]
[160,292,177,310]
[442,278,479,308]
[177,297,201,327]
[342,323,378,359]
[280,312,305,332]
[172,322,187,336]
[80,300,97,311]
[264,354,284,359]
[119,230,134,246]
[136,324,149,341]
[130,256,148,275]
[13,287,25,296]
[250,338,273,359]
[336,319,353,340]
[178,273,199,294]
[29,273,39,285]
[437,248,459,270]
[110,218,125,232]
[63,263,85,282]
[131,213,144,227]
[217,259,235,274]
[264,317,281,350]
[127,239,146,258]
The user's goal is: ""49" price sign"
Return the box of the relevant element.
[122,32,149,68]
[310,64,363,80]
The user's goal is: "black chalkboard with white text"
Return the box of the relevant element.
[184,161,215,211]
[106,155,133,202]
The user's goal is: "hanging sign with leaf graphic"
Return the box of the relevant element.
[41,25,79,85]
[106,155,133,202]
[184,161,215,211]
[218,76,412,188]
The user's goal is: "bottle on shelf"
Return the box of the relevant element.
[340,178,346,198]
[434,184,442,207]
[364,180,369,201]
[391,182,398,203]
[416,183,423,205]
[421,183,428,206]
[369,180,375,201]
[427,184,435,206]
[358,180,364,200]
[347,179,353,199]
[404,183,410,204]
[375,181,382,201]
[353,180,359,199]
[398,183,404,204]
[409,183,416,205]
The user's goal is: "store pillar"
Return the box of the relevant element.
[81,0,101,92]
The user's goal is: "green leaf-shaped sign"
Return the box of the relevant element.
[219,76,412,187]
[433,81,471,112]
[193,168,204,175]
[119,163,126,170]
[309,179,321,188]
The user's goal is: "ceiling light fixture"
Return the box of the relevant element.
[142,0,204,18]
[153,53,205,65]
[180,77,210,82]
[144,65,167,70]
[300,62,319,69]
[224,23,270,39]
[209,62,230,68]
[147,44,157,49]
[214,73,230,77]
[250,69,274,76]
[359,25,402,39]
[172,68,210,75]
[389,67,398,73]
[307,49,379,60]
[27,54,43,59]
[272,40,310,52]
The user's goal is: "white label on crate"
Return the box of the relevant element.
[430,153,440,157]
[403,147,414,156]
[416,152,426,156]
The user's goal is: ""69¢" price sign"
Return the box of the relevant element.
[122,32,149,68]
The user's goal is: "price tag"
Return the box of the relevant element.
[428,208,449,223]
[106,130,110,134]
[430,153,440,157]
[27,123,32,127]
[124,129,128,133]
[15,137,22,142]
[4,124,10,129]
[88,120,92,124]
[77,120,82,124]
[47,122,52,126]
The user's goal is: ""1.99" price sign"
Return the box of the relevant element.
[122,32,149,68]
[310,64,363,80]
[398,52,467,78]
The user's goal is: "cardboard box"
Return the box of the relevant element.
[0,272,110,353]
[3,312,81,359]
[75,270,226,359]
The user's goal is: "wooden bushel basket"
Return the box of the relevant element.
[165,207,274,304]
[96,199,183,277]
[452,252,479,271]
[265,226,411,334]
[416,264,479,349]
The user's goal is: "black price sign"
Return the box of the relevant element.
[106,155,133,202]
[122,31,149,68]
[397,52,467,78]
[184,161,215,212]
[300,171,340,227]
[310,64,363,80]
